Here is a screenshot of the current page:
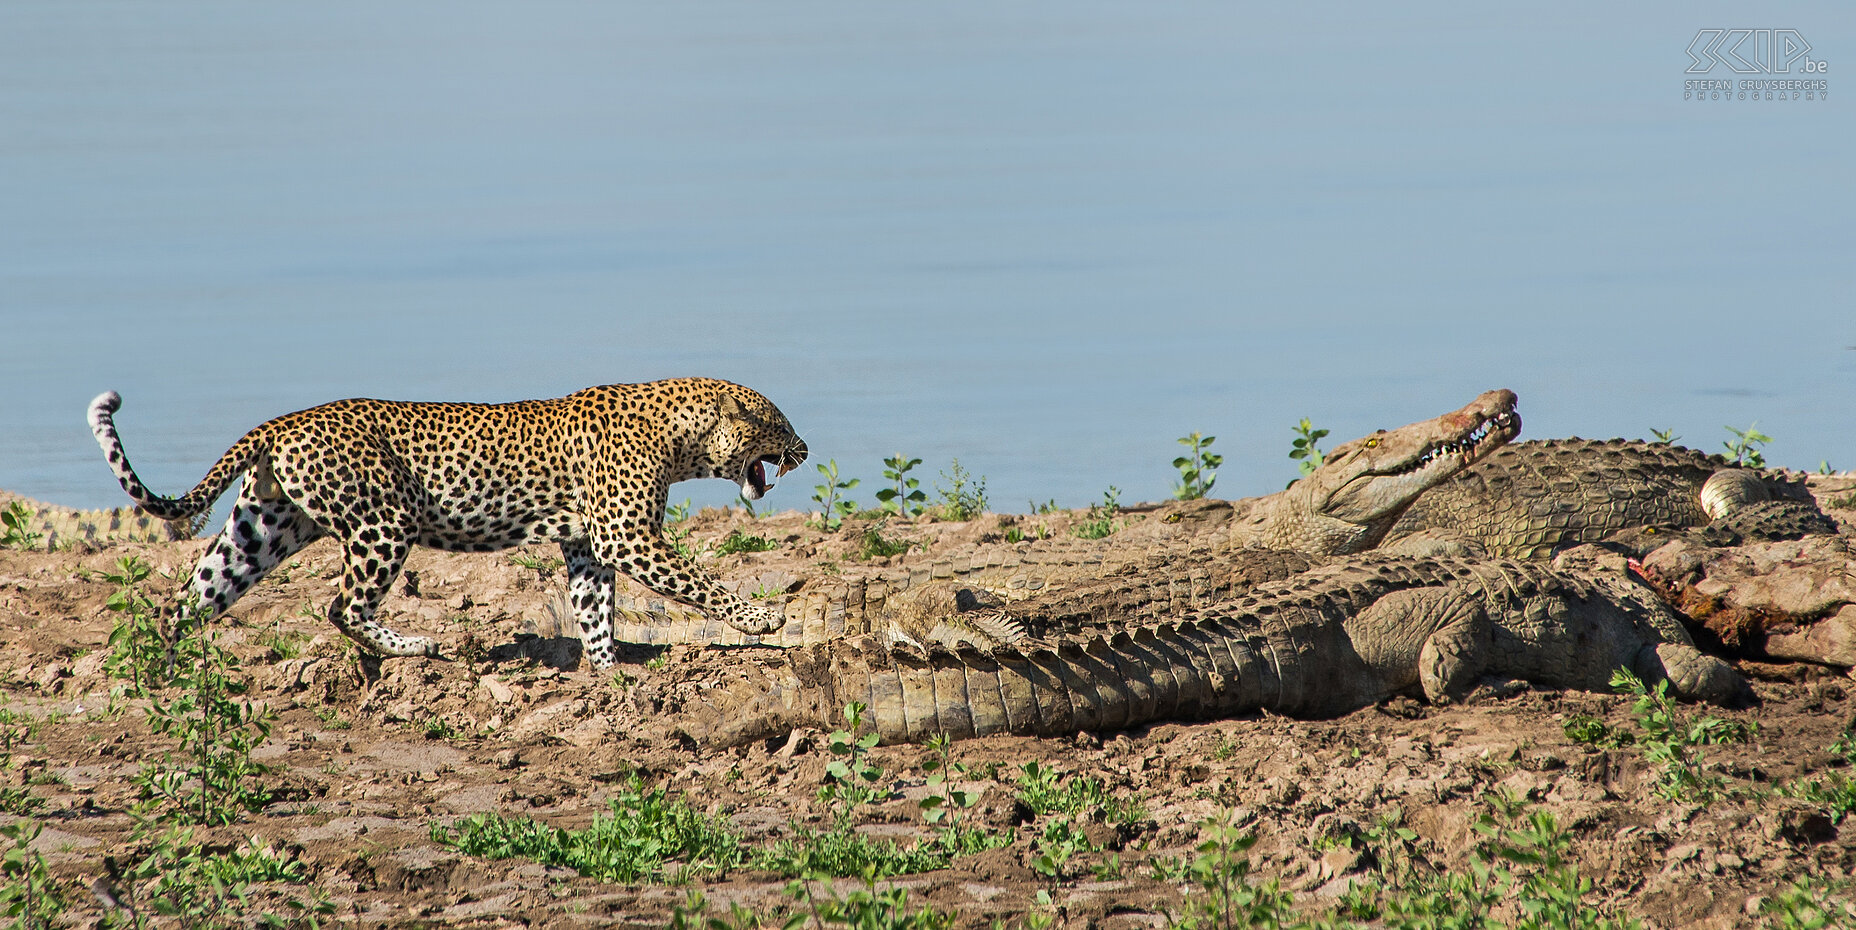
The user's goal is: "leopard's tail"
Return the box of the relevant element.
[88,391,270,524]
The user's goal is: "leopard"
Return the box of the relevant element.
[88,378,808,669]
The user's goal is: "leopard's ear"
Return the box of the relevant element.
[716,392,746,421]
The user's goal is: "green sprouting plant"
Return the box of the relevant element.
[108,827,327,927]
[1329,792,1641,930]
[735,493,762,518]
[434,775,748,883]
[854,523,912,561]
[1029,817,1096,889]
[821,702,885,823]
[1649,427,1681,445]
[755,705,1006,882]
[1289,418,1330,476]
[1172,431,1224,500]
[1817,461,1835,476]
[664,499,698,558]
[423,717,462,741]
[1760,878,1856,929]
[1561,715,1634,748]
[0,820,62,929]
[875,454,928,517]
[1012,761,1143,826]
[135,609,277,826]
[1163,814,1297,930]
[509,551,564,578]
[1778,730,1856,824]
[917,735,972,828]
[1003,524,1049,544]
[106,562,275,827]
[1072,486,1122,540]
[714,529,779,556]
[1611,669,1754,804]
[0,502,42,550]
[1723,422,1772,467]
[669,881,958,930]
[254,623,312,662]
[811,460,861,530]
[1832,493,1856,511]
[102,556,170,692]
[933,460,987,521]
[1028,498,1061,515]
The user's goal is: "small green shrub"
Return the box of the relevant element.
[1612,669,1754,804]
[1649,427,1680,445]
[933,460,987,521]
[713,529,779,556]
[875,454,928,517]
[0,820,62,927]
[509,551,564,578]
[1761,878,1856,929]
[0,502,42,550]
[1289,417,1330,476]
[1723,422,1772,467]
[1171,431,1224,500]
[433,775,747,883]
[664,499,698,559]
[854,524,912,561]
[1562,715,1633,748]
[1013,760,1143,825]
[812,460,861,530]
[1072,486,1122,540]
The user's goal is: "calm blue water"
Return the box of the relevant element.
[2,3,1851,521]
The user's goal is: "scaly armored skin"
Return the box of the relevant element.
[604,497,1278,648]
[637,557,1746,746]
[606,389,1519,649]
[0,491,202,550]
[1381,439,1838,560]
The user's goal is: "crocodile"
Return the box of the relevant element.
[0,491,201,550]
[1380,439,1839,560]
[603,389,1519,648]
[636,556,1746,746]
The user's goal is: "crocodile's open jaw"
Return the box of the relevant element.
[1376,407,1520,479]
[1320,392,1521,525]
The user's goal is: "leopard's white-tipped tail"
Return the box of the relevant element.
[88,390,256,522]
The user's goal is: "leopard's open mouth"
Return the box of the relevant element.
[744,455,781,500]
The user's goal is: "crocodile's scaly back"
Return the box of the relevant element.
[637,556,1745,746]
[0,491,201,550]
[606,497,1248,648]
[1383,439,1835,559]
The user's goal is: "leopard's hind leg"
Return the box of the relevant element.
[328,524,435,657]
[182,488,325,628]
[561,540,617,669]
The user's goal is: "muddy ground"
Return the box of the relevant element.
[5,483,1856,929]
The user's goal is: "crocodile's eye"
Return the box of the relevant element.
[1364,438,1379,448]
[1163,513,1181,524]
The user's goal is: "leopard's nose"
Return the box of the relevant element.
[778,437,808,476]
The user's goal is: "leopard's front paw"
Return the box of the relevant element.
[727,601,787,636]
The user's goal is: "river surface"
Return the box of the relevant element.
[2,3,1851,524]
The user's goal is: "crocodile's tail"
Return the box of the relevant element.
[88,391,268,525]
